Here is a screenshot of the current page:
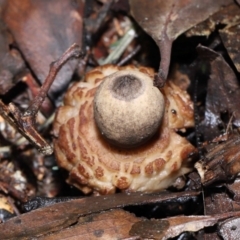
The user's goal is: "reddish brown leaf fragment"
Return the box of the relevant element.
[0,20,26,94]
[39,209,140,240]
[129,0,231,86]
[2,0,84,98]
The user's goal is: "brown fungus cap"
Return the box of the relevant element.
[53,65,195,194]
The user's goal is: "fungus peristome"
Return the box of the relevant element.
[53,65,195,194]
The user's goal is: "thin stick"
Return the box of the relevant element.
[0,43,84,155]
[25,43,83,117]
[117,45,141,66]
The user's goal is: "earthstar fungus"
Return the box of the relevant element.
[53,65,195,194]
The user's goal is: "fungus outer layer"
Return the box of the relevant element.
[53,65,195,194]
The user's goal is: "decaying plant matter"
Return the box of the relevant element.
[53,64,195,194]
[129,0,231,87]
[2,0,84,98]
[1,0,240,239]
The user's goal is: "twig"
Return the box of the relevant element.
[117,45,141,66]
[0,43,84,155]
[154,35,172,88]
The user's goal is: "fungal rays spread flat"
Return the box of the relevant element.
[53,65,195,194]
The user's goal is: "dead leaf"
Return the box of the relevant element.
[185,3,240,72]
[129,0,231,86]
[2,0,84,99]
[39,209,140,240]
[186,3,240,37]
[218,217,240,240]
[0,191,199,239]
[0,19,26,94]
[197,45,240,141]
[202,191,240,240]
[220,24,240,72]
[130,211,240,240]
[227,178,240,201]
[204,192,240,215]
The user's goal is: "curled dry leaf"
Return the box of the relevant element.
[197,45,240,141]
[129,0,231,86]
[2,0,84,98]
[53,64,195,194]
[185,2,240,72]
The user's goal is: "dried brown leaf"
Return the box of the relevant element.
[130,211,240,240]
[185,3,240,72]
[0,191,199,239]
[2,0,84,98]
[220,24,240,72]
[204,192,240,215]
[0,20,26,94]
[197,45,240,141]
[39,209,140,240]
[203,191,240,240]
[129,0,231,85]
[227,178,240,201]
[186,3,240,37]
